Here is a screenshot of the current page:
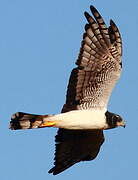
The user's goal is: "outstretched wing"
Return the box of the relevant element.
[49,129,104,175]
[49,6,122,175]
[62,5,122,112]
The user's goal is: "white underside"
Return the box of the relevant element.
[43,109,108,130]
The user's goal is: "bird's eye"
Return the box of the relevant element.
[115,115,122,122]
[112,115,119,122]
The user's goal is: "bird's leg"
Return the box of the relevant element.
[39,121,57,128]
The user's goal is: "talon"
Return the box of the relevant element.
[39,121,56,128]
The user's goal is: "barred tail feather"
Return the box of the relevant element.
[10,112,52,130]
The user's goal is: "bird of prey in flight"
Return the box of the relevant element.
[10,5,125,175]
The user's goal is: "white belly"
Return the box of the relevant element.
[44,109,107,130]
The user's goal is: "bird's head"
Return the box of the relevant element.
[105,111,126,129]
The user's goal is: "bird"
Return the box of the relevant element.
[10,5,125,175]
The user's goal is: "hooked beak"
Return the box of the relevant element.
[117,120,126,128]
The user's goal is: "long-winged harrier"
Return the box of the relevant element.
[10,5,125,175]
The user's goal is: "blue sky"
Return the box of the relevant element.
[0,0,138,179]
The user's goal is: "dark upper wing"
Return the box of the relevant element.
[49,129,104,175]
[62,5,122,112]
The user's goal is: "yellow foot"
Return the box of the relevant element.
[39,121,56,128]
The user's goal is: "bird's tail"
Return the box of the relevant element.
[10,112,56,130]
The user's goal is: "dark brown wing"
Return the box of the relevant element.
[62,5,122,112]
[49,129,104,175]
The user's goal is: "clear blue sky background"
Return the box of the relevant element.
[0,0,138,179]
